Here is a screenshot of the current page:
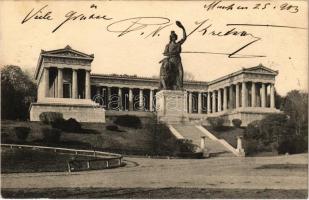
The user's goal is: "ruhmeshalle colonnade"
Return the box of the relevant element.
[30,46,280,125]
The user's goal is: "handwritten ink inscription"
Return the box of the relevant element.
[21,4,113,33]
[203,0,299,13]
[20,3,306,59]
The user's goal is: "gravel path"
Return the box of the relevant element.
[2,154,307,190]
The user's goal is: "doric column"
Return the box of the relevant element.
[198,92,202,114]
[212,90,216,113]
[188,92,192,114]
[261,83,266,107]
[235,83,240,108]
[118,87,122,111]
[270,83,275,108]
[85,70,91,99]
[129,88,133,111]
[251,82,256,107]
[96,87,101,95]
[207,92,211,113]
[241,82,247,107]
[57,68,63,98]
[218,89,222,112]
[139,89,143,110]
[149,89,154,112]
[223,87,227,110]
[107,87,111,109]
[44,68,49,97]
[229,85,233,109]
[72,69,78,99]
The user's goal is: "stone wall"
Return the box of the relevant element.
[30,103,105,123]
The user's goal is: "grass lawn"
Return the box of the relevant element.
[1,120,155,154]
[1,119,185,157]
[1,187,307,198]
[1,148,92,173]
[204,126,245,148]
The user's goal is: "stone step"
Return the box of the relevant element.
[172,124,235,157]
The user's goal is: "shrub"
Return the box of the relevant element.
[14,126,30,142]
[52,118,81,132]
[177,139,197,153]
[42,128,61,143]
[114,115,142,128]
[278,136,308,154]
[243,138,259,155]
[106,124,119,131]
[39,112,64,125]
[259,113,290,144]
[232,119,242,128]
[244,120,261,140]
[207,117,224,130]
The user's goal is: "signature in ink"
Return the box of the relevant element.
[106,17,172,37]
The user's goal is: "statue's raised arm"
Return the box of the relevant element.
[176,21,187,45]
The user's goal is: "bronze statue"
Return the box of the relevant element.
[159,21,187,90]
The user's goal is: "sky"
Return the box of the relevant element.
[0,0,307,95]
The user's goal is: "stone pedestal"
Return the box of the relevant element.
[236,136,245,157]
[156,90,188,124]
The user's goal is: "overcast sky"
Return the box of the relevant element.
[0,1,307,95]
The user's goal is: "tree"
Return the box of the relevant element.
[1,65,37,120]
[281,90,308,136]
[275,90,284,109]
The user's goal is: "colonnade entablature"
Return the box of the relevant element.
[90,64,279,116]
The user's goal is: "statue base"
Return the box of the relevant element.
[155,90,188,124]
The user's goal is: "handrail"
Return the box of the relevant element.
[1,143,124,172]
[1,143,122,158]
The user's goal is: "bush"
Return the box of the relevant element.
[207,117,224,130]
[243,138,259,155]
[244,120,261,140]
[106,125,119,131]
[52,118,81,132]
[114,115,142,128]
[259,113,290,144]
[278,136,308,154]
[14,126,30,142]
[42,128,61,143]
[39,112,64,125]
[177,139,198,153]
[232,119,242,128]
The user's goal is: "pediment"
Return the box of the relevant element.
[244,65,278,75]
[41,45,94,59]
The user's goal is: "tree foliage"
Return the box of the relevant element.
[1,65,37,120]
[280,90,308,136]
[244,90,308,155]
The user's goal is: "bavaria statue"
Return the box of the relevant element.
[159,21,187,90]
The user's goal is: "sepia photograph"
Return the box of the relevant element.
[0,0,308,198]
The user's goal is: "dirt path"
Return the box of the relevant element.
[2,154,307,190]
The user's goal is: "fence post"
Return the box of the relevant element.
[236,136,245,157]
[67,162,71,173]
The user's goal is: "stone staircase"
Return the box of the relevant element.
[171,124,236,157]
